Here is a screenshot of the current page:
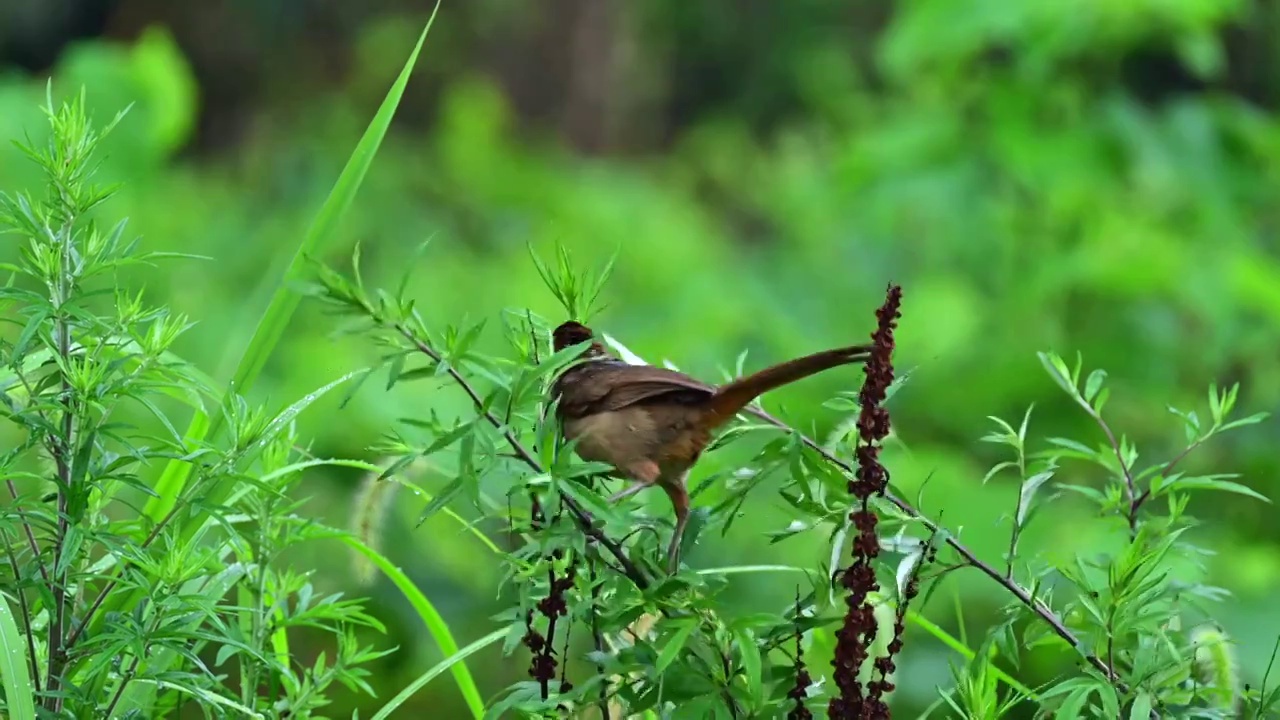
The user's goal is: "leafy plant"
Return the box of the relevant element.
[0,87,388,717]
[302,239,1273,719]
[0,9,488,717]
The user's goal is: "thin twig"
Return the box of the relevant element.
[1133,437,1209,510]
[394,324,650,590]
[587,550,610,719]
[717,639,742,718]
[2,529,42,693]
[1087,408,1140,537]
[102,655,141,718]
[749,407,1123,685]
[1159,439,1203,481]
[1003,439,1029,580]
[63,499,184,649]
[4,480,51,585]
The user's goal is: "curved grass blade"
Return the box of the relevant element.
[341,534,486,719]
[370,627,505,720]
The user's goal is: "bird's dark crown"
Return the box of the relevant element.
[552,321,597,352]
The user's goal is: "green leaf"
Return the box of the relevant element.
[110,562,251,717]
[416,475,467,526]
[1055,684,1097,718]
[1037,351,1077,398]
[735,627,763,706]
[1152,474,1270,503]
[655,620,698,673]
[1083,369,1107,404]
[1128,690,1152,719]
[92,370,365,640]
[1045,437,1100,460]
[552,473,622,525]
[1220,412,1269,432]
[1097,681,1120,718]
[143,2,441,523]
[248,370,364,464]
[371,627,506,720]
[8,307,48,366]
[147,678,261,717]
[0,594,35,720]
[1016,469,1055,526]
[343,534,485,718]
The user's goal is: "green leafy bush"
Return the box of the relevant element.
[2,1,1278,716]
[304,243,1273,717]
[0,89,388,718]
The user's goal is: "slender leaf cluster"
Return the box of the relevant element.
[0,89,394,719]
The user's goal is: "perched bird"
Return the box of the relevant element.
[548,321,872,571]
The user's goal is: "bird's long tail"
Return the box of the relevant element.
[701,344,873,428]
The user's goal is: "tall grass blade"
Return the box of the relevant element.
[143,1,441,524]
[0,594,36,720]
[342,535,487,719]
[370,627,504,720]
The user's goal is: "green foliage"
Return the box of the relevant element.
[4,0,1280,716]
[0,16,489,715]
[303,245,1271,717]
[0,87,402,718]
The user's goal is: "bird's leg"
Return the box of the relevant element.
[605,462,689,572]
[660,472,690,573]
[606,460,661,503]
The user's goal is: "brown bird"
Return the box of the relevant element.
[549,321,873,572]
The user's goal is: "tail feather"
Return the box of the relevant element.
[702,344,871,427]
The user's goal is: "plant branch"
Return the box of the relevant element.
[1159,439,1203,481]
[2,528,42,693]
[1134,435,1212,510]
[45,223,78,712]
[748,407,1124,685]
[1087,407,1141,537]
[102,655,141,718]
[393,323,650,590]
[4,480,51,585]
[587,551,610,720]
[63,499,184,650]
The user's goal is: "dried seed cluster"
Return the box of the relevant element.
[829,284,902,720]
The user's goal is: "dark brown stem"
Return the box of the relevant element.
[587,552,610,718]
[1160,439,1203,480]
[394,323,650,590]
[63,501,182,650]
[1086,407,1140,538]
[102,655,141,718]
[2,529,42,693]
[1132,435,1210,514]
[539,563,559,700]
[1128,438,1208,529]
[4,480,50,585]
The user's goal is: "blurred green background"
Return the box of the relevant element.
[2,0,1278,716]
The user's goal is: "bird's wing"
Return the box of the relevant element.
[554,363,714,416]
